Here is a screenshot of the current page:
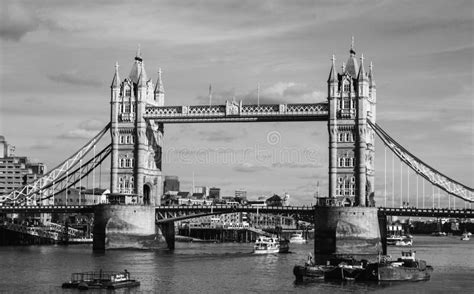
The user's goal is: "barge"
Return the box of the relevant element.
[294,250,433,282]
[62,270,140,290]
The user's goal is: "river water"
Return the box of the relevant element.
[0,235,473,293]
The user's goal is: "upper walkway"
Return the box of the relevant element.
[144,102,329,123]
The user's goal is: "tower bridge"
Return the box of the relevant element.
[1,42,473,256]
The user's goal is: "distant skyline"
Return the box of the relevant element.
[0,0,472,206]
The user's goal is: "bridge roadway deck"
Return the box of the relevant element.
[0,205,472,219]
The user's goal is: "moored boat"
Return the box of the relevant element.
[61,270,140,290]
[289,232,307,244]
[460,233,470,241]
[293,251,433,282]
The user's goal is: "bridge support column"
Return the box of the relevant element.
[93,205,166,250]
[377,213,387,255]
[157,222,175,250]
[314,206,382,264]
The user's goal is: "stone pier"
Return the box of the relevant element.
[314,206,383,264]
[93,205,166,250]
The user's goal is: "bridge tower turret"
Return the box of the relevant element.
[327,40,376,207]
[109,48,164,206]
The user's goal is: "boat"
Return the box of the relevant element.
[432,231,447,236]
[62,270,140,290]
[386,235,403,245]
[253,236,289,254]
[289,232,307,244]
[294,251,433,282]
[370,251,433,281]
[394,237,413,247]
[460,232,470,241]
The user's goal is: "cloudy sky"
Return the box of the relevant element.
[0,0,472,206]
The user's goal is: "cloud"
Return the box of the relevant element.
[233,163,269,173]
[0,2,39,41]
[30,140,54,150]
[58,119,105,139]
[198,129,247,142]
[272,162,323,169]
[47,71,102,87]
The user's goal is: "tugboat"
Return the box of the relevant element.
[358,251,433,281]
[62,269,140,290]
[253,236,289,254]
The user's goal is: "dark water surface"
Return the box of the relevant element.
[0,235,473,293]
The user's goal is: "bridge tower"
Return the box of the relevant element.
[94,50,166,250]
[316,40,381,263]
[327,41,376,207]
[110,49,164,205]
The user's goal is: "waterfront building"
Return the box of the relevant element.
[193,186,208,197]
[209,187,220,200]
[235,189,247,200]
[53,187,109,205]
[0,136,46,200]
[163,176,180,193]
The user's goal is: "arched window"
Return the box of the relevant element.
[125,136,130,144]
[339,158,344,167]
[119,136,124,144]
[119,158,124,168]
[125,159,130,168]
[345,158,351,167]
[345,133,350,142]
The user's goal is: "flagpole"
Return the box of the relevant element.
[257,83,260,106]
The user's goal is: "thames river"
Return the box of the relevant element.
[0,235,473,293]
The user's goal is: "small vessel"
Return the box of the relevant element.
[395,237,413,247]
[253,236,289,254]
[289,232,307,244]
[294,251,433,282]
[431,231,447,236]
[62,270,140,290]
[461,232,470,241]
[386,235,403,245]
[371,250,433,281]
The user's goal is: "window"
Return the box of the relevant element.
[119,158,124,168]
[125,88,131,97]
[125,159,130,168]
[130,158,134,168]
[130,136,134,144]
[125,136,130,144]
[124,104,131,112]
[345,133,350,142]
[119,136,124,144]
[338,133,344,142]
[343,99,350,109]
[345,158,351,167]
[339,158,344,167]
[344,83,350,92]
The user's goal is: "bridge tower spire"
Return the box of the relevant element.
[327,40,376,207]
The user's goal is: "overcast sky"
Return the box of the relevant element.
[0,0,472,206]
